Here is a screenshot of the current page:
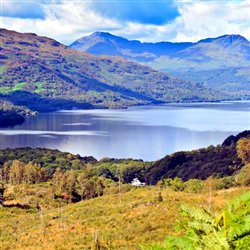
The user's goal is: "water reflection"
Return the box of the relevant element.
[0,102,249,160]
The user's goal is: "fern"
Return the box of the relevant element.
[141,192,250,250]
[181,204,213,224]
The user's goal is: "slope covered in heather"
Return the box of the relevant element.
[0,28,227,114]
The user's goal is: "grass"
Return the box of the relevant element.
[0,185,249,250]
[34,82,46,93]
[13,82,27,91]
[0,82,50,94]
[0,82,27,94]
[0,86,11,94]
[0,65,6,74]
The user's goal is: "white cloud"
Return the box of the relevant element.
[1,1,121,44]
[0,0,250,44]
[172,0,250,42]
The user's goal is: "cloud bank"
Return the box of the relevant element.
[1,0,250,44]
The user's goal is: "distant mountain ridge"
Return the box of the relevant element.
[70,32,250,64]
[0,28,227,117]
[71,32,250,97]
[70,31,194,61]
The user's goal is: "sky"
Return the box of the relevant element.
[0,0,250,45]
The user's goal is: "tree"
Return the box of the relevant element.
[235,164,250,186]
[9,160,25,184]
[0,162,11,183]
[61,170,77,201]
[185,179,203,193]
[237,138,250,165]
[23,162,45,184]
[75,172,87,200]
[52,168,64,193]
[164,177,185,192]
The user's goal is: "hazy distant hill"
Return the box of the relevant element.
[70,31,193,61]
[0,28,226,113]
[71,32,250,97]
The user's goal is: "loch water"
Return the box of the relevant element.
[0,102,249,161]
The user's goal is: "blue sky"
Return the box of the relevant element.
[91,0,180,25]
[1,0,250,44]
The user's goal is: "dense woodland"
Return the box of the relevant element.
[0,131,249,206]
[145,131,250,184]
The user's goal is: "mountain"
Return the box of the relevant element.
[0,29,225,114]
[71,33,250,97]
[70,31,193,61]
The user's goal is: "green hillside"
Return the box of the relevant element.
[0,28,229,115]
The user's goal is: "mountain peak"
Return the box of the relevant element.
[91,31,115,37]
[87,31,129,43]
[220,34,248,41]
[198,34,249,44]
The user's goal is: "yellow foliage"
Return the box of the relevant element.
[0,185,249,249]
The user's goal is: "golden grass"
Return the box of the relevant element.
[0,186,249,250]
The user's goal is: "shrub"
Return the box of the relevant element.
[164,177,185,192]
[216,176,235,190]
[184,179,203,193]
[235,164,250,186]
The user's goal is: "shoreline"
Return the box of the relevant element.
[0,97,249,129]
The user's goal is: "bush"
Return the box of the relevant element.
[164,177,185,192]
[216,176,235,189]
[235,164,250,186]
[185,179,203,193]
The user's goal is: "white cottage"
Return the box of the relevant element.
[131,178,145,187]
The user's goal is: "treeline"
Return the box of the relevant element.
[157,136,250,193]
[0,148,97,174]
[145,130,250,184]
[0,131,249,189]
[0,148,150,184]
[0,100,35,127]
[0,133,249,207]
[0,160,47,184]
[0,160,106,203]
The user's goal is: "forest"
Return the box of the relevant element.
[0,100,36,127]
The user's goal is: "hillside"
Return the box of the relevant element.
[71,32,250,97]
[0,132,249,249]
[0,100,35,127]
[0,29,224,115]
[0,184,249,249]
[145,130,250,184]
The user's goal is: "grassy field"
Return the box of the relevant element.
[1,185,249,250]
